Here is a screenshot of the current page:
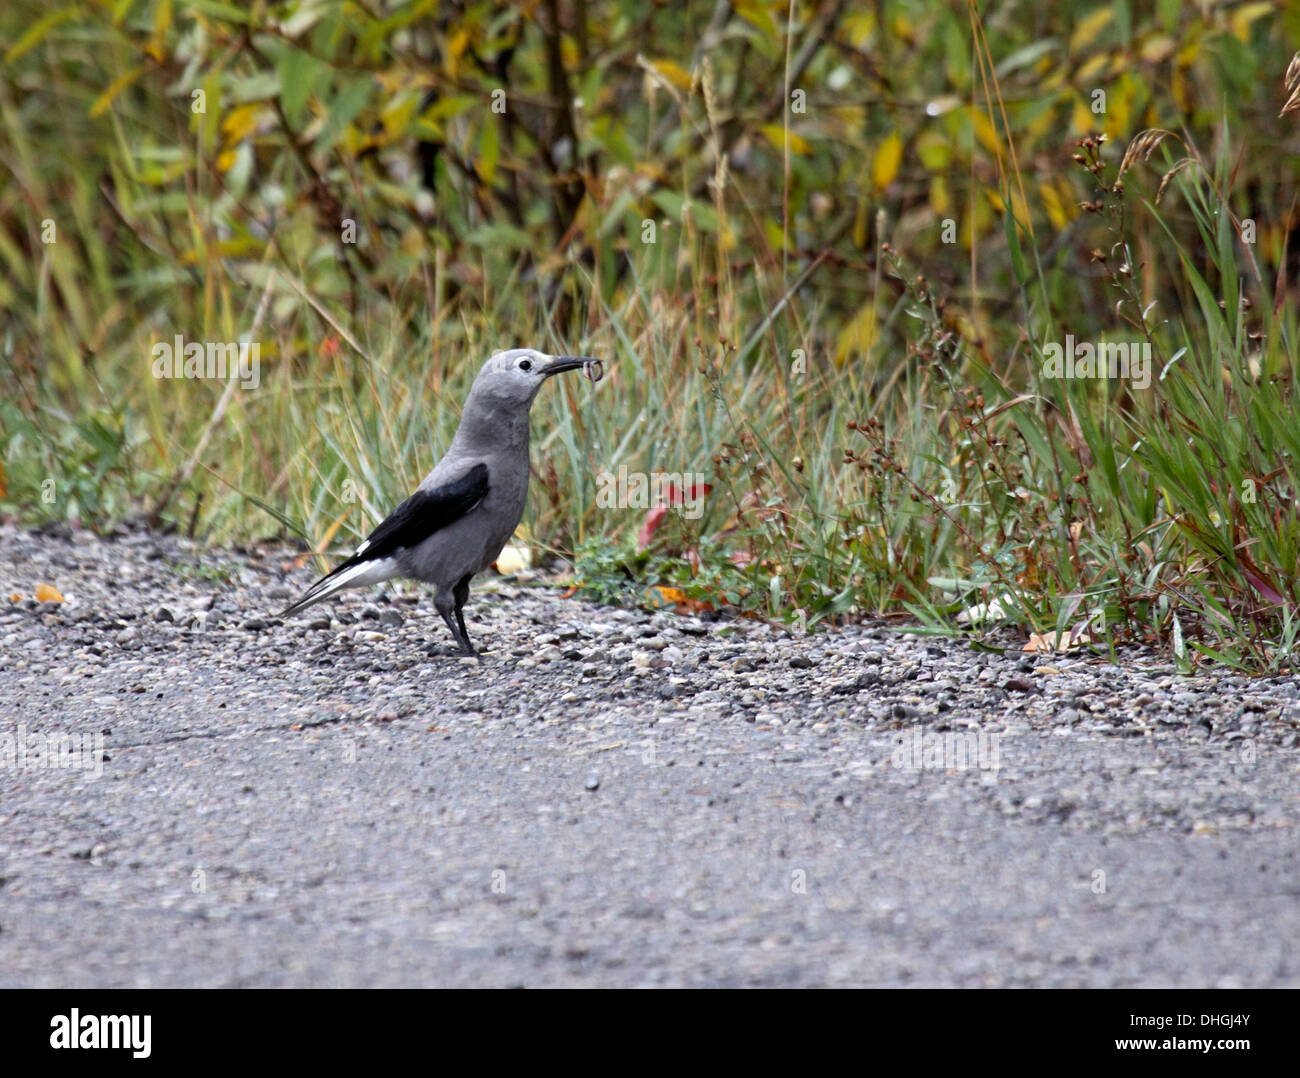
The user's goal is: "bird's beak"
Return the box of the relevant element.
[542,355,602,380]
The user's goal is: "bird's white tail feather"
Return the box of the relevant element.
[277,557,398,617]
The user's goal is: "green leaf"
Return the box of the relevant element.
[650,190,685,219]
[314,78,373,152]
[476,118,499,184]
[464,222,534,249]
[5,8,78,63]
[1004,198,1027,285]
[178,0,254,24]
[279,47,323,128]
[994,39,1058,78]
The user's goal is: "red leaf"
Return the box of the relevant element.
[1241,566,1286,606]
[636,506,670,552]
[635,477,713,551]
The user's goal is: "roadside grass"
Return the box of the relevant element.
[3,143,1296,671]
[1,6,1297,671]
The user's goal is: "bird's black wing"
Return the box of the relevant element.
[338,461,489,569]
[280,463,488,615]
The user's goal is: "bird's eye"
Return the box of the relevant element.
[519,359,532,371]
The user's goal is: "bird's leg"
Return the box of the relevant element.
[435,584,477,658]
[453,575,474,650]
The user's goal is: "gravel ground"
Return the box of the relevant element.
[1,521,1298,987]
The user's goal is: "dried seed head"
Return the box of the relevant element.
[1155,157,1193,204]
[1118,128,1179,179]
[1283,52,1300,117]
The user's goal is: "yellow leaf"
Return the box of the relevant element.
[1104,75,1135,141]
[930,174,950,215]
[1171,65,1188,113]
[317,512,349,554]
[970,107,1000,156]
[835,300,879,366]
[1024,101,1057,145]
[718,218,737,253]
[476,118,499,183]
[830,104,866,131]
[35,583,64,603]
[648,58,693,92]
[1075,53,1109,83]
[445,26,468,78]
[1040,180,1070,231]
[1040,68,1067,93]
[647,585,687,607]
[178,236,263,264]
[381,93,420,139]
[215,149,237,173]
[963,196,991,250]
[89,65,146,118]
[760,123,811,155]
[916,130,951,171]
[140,161,188,186]
[1009,188,1030,231]
[1231,2,1275,41]
[1071,95,1096,135]
[1069,7,1112,52]
[872,132,902,191]
[221,103,263,143]
[1139,34,1176,63]
[852,196,869,248]
[763,217,791,252]
[150,0,172,63]
[733,0,779,41]
[843,11,875,47]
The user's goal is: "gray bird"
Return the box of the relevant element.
[278,348,601,656]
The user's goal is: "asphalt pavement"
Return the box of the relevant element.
[1,524,1296,986]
